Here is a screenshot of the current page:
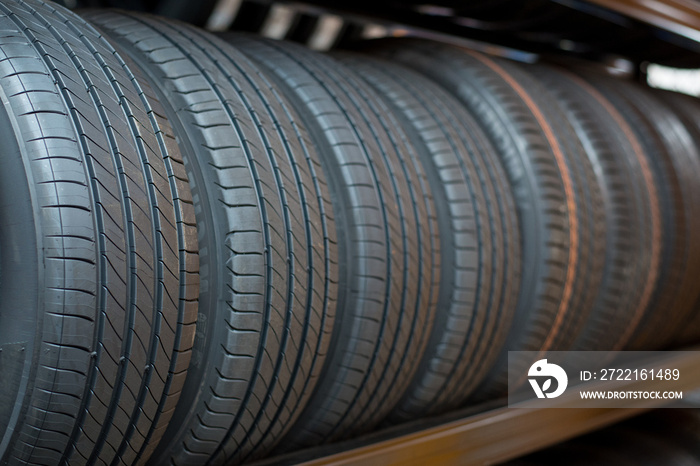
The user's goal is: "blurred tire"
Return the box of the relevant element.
[371,39,606,398]
[335,53,521,420]
[650,90,700,347]
[577,71,700,350]
[522,63,662,351]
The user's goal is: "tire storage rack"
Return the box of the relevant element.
[1,1,700,465]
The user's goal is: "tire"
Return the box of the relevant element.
[224,36,440,449]
[334,53,522,420]
[622,87,700,348]
[522,63,662,351]
[651,90,700,347]
[576,71,700,350]
[86,12,338,465]
[0,1,198,465]
[371,39,606,398]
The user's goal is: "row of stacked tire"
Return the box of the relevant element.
[1,1,699,465]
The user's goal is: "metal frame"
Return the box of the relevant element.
[589,0,700,43]
[240,0,700,67]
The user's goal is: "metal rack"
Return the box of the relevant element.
[588,0,700,43]
[243,0,700,67]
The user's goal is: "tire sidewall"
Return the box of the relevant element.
[0,91,42,460]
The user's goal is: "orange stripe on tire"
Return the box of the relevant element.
[563,71,662,350]
[466,51,578,353]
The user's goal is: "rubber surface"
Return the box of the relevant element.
[576,70,700,350]
[86,12,339,465]
[225,36,441,449]
[522,63,662,351]
[621,87,700,348]
[0,1,198,465]
[371,39,606,398]
[336,52,522,420]
[652,90,700,347]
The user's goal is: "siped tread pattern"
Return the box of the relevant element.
[86,12,339,465]
[2,8,700,465]
[372,39,606,397]
[0,1,198,465]
[523,64,661,351]
[339,53,522,419]
[226,36,440,449]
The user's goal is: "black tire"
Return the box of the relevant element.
[0,1,198,465]
[623,87,700,349]
[371,39,607,397]
[577,71,700,350]
[522,63,662,351]
[651,90,700,347]
[86,12,339,465]
[224,36,440,448]
[335,53,522,420]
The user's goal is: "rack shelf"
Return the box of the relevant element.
[260,0,700,67]
[590,0,700,43]
[254,349,700,465]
